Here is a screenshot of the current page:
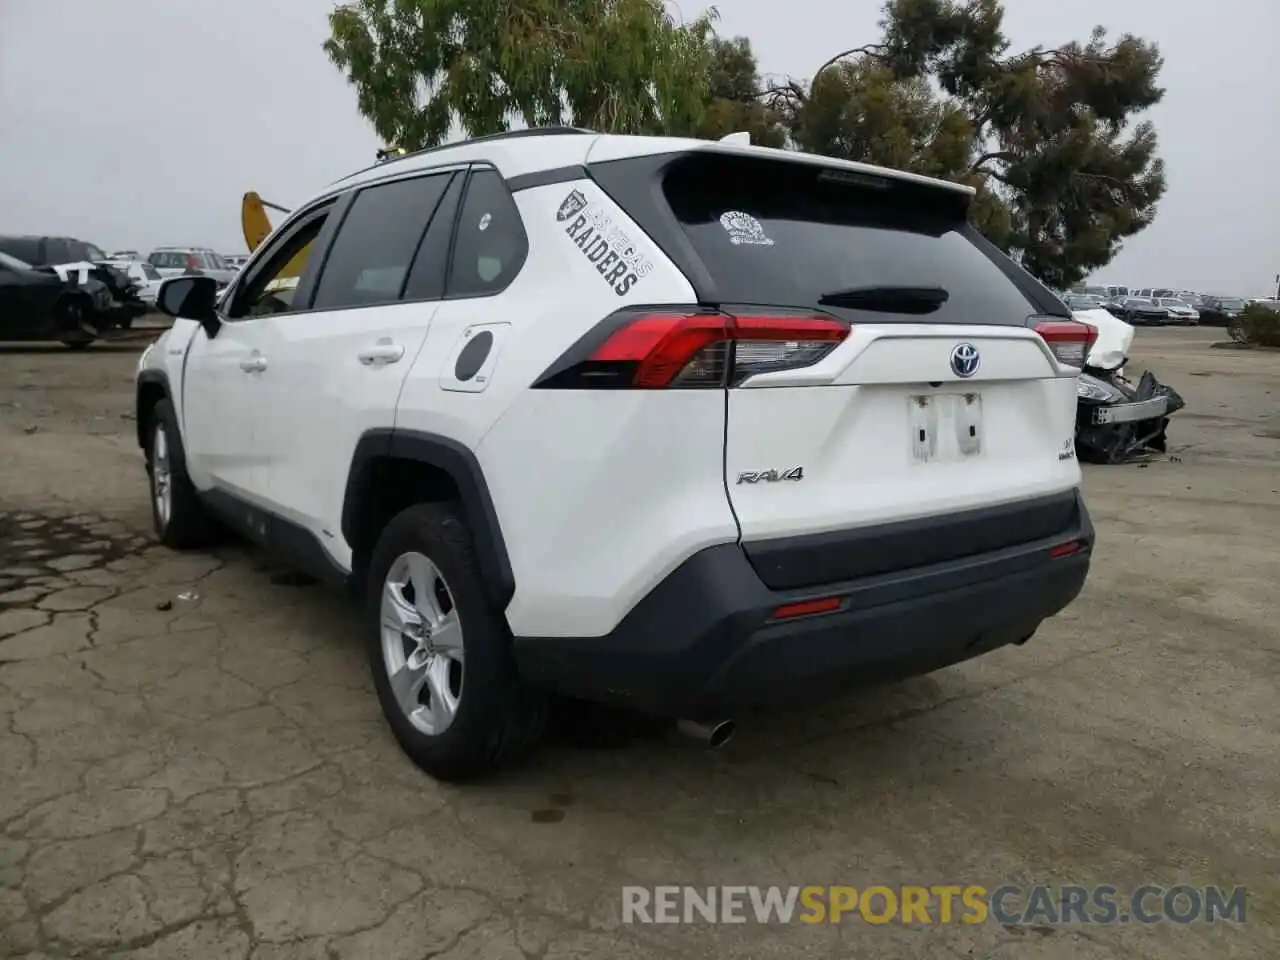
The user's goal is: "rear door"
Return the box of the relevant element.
[653,152,1085,559]
[263,168,462,566]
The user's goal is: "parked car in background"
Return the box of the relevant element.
[1198,295,1246,326]
[0,250,113,347]
[101,259,164,307]
[1153,297,1199,325]
[146,247,239,287]
[1064,292,1107,311]
[1109,297,1169,325]
[0,234,147,330]
[0,234,109,267]
[222,254,250,269]
[111,250,142,261]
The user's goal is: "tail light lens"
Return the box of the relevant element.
[1032,317,1097,369]
[537,309,850,389]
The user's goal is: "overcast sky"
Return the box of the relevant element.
[1,0,1275,294]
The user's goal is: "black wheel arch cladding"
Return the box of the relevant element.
[343,429,515,607]
[135,369,171,449]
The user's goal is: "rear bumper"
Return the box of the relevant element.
[513,490,1093,717]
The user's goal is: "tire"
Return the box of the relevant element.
[56,294,95,348]
[366,503,545,781]
[146,398,216,548]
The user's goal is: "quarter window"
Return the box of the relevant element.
[446,170,528,298]
[311,173,452,311]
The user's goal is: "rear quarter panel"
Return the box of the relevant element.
[403,179,739,638]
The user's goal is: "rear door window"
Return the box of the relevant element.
[660,154,1040,325]
[311,172,453,311]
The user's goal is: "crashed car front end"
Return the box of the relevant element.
[1070,307,1186,464]
[1075,370,1186,464]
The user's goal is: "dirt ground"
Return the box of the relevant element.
[0,325,1276,959]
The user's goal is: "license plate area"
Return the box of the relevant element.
[909,392,983,463]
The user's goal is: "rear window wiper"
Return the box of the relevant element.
[818,285,949,314]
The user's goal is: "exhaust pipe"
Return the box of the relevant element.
[677,718,737,749]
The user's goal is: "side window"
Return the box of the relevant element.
[227,205,332,319]
[85,244,107,261]
[446,169,527,298]
[401,173,463,302]
[311,173,452,311]
[46,239,71,264]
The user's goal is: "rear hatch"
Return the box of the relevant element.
[590,148,1088,590]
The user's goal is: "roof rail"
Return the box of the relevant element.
[335,126,596,184]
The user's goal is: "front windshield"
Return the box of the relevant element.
[0,251,32,271]
[1218,298,1245,309]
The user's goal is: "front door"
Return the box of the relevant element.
[181,318,278,502]
[183,197,341,506]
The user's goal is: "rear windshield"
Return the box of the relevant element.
[660,154,1042,325]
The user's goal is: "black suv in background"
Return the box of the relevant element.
[0,235,110,267]
[0,234,148,337]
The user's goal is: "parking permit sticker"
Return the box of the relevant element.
[720,211,774,246]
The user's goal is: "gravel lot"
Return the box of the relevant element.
[0,326,1276,959]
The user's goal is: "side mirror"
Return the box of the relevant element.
[156,276,221,338]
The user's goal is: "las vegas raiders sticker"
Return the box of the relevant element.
[555,188,653,296]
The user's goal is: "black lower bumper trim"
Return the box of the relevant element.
[513,491,1094,717]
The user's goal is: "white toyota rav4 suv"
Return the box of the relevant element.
[135,127,1095,780]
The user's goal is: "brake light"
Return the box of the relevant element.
[1032,317,1097,368]
[540,309,850,389]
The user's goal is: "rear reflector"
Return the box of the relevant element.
[538,308,850,389]
[1049,539,1084,558]
[1032,317,1097,369]
[769,596,843,620]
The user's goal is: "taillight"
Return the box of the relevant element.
[536,308,850,389]
[1032,317,1097,369]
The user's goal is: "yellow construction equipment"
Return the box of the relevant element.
[241,192,311,292]
[239,145,401,290]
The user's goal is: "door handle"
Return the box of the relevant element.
[239,355,267,373]
[357,339,405,366]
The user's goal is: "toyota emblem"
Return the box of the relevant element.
[950,342,980,378]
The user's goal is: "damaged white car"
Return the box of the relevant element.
[1071,307,1185,463]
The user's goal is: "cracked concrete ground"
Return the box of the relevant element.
[0,329,1277,959]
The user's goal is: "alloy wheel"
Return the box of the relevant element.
[380,551,465,735]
